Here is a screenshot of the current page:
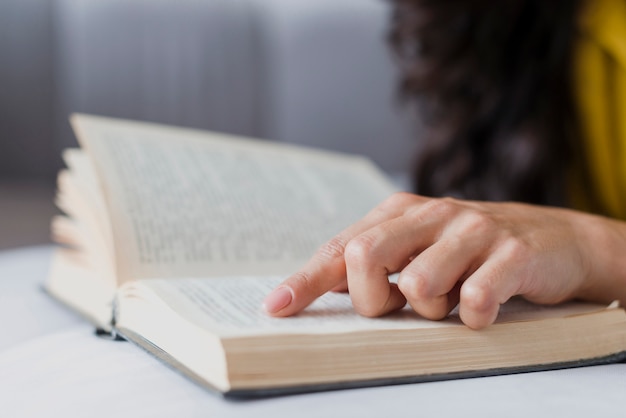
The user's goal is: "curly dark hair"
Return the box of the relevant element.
[388,0,585,206]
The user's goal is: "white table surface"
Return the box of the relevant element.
[1,246,624,417]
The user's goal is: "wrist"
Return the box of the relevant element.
[568,209,626,304]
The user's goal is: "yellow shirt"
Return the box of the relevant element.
[573,0,626,219]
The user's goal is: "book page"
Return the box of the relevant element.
[72,115,397,282]
[55,150,116,283]
[120,277,612,338]
[120,277,455,338]
[46,249,117,329]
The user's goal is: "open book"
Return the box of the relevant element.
[47,114,626,398]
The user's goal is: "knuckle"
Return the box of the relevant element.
[460,281,493,313]
[287,270,324,297]
[458,211,496,235]
[460,283,499,329]
[397,270,432,300]
[413,197,458,220]
[317,236,348,261]
[378,192,418,213]
[500,236,533,264]
[344,235,378,267]
[287,271,315,292]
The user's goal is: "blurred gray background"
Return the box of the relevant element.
[0,0,419,250]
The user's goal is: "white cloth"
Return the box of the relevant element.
[0,246,624,417]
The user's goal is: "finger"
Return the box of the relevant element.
[331,281,349,293]
[346,232,408,317]
[264,192,426,316]
[398,234,486,320]
[458,240,528,329]
[344,206,449,317]
[262,237,347,316]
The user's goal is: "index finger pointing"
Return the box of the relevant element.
[263,192,426,317]
[263,236,349,316]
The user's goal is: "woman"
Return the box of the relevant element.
[263,0,626,329]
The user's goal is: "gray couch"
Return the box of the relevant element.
[1,0,419,182]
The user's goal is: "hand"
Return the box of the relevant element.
[263,192,626,329]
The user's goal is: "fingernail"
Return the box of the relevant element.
[263,286,294,314]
